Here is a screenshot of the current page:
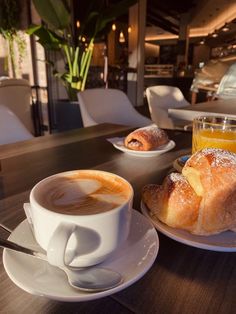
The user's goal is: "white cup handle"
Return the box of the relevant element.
[47,222,77,268]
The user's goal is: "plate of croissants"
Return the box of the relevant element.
[112,125,175,157]
[141,148,236,252]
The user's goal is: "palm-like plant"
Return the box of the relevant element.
[28,0,136,100]
[0,0,26,78]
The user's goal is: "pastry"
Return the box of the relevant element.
[182,148,236,235]
[142,173,201,233]
[124,125,169,151]
[142,148,236,235]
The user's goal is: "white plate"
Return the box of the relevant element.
[141,202,236,252]
[112,138,175,157]
[3,209,159,302]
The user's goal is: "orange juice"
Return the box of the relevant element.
[192,129,236,153]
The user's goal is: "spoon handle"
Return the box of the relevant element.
[0,237,47,261]
[0,223,12,234]
[0,237,123,292]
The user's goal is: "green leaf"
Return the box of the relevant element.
[26,24,42,35]
[27,25,66,50]
[27,0,138,99]
[32,0,70,30]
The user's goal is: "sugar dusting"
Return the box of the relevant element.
[169,172,186,183]
[167,173,197,207]
[189,148,236,167]
[135,124,167,138]
[125,124,169,150]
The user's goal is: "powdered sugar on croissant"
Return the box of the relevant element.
[142,173,201,233]
[183,148,236,235]
[142,148,236,235]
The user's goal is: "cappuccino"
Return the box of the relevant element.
[35,170,131,215]
[27,169,133,267]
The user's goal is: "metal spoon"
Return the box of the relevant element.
[0,223,13,233]
[0,237,123,292]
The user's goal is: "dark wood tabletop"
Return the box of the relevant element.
[0,123,235,314]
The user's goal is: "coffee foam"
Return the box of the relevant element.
[36,171,131,215]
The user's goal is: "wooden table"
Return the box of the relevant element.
[168,98,236,122]
[0,124,235,314]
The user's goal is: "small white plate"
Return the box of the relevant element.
[112,137,175,157]
[141,202,236,252]
[3,209,159,302]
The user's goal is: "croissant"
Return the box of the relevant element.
[142,148,236,235]
[142,173,201,232]
[124,125,169,151]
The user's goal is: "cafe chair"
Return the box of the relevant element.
[77,88,152,127]
[0,77,34,133]
[146,85,190,129]
[0,105,33,145]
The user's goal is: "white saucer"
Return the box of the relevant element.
[3,209,159,302]
[112,137,175,157]
[141,202,236,252]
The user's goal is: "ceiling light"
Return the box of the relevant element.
[119,31,125,43]
[222,24,230,32]
[199,39,205,45]
[128,26,132,33]
[112,23,116,31]
[212,32,218,38]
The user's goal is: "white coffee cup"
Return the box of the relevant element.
[24,170,133,268]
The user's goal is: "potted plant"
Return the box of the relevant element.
[0,0,27,78]
[27,0,136,131]
[28,0,136,101]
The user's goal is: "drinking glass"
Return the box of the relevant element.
[192,115,236,154]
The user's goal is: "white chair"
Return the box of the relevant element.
[0,78,34,133]
[0,105,33,145]
[146,85,190,129]
[77,88,152,127]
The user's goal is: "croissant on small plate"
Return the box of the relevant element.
[142,148,236,235]
[124,125,169,151]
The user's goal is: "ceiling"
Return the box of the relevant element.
[146,0,236,44]
[146,0,197,35]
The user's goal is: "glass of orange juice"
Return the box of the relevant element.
[192,116,236,154]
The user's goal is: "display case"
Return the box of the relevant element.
[144,64,174,78]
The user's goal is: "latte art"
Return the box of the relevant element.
[37,171,131,215]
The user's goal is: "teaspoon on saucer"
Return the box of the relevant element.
[0,237,123,292]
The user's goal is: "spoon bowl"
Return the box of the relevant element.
[65,267,123,292]
[0,237,123,292]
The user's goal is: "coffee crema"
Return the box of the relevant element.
[36,171,131,215]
